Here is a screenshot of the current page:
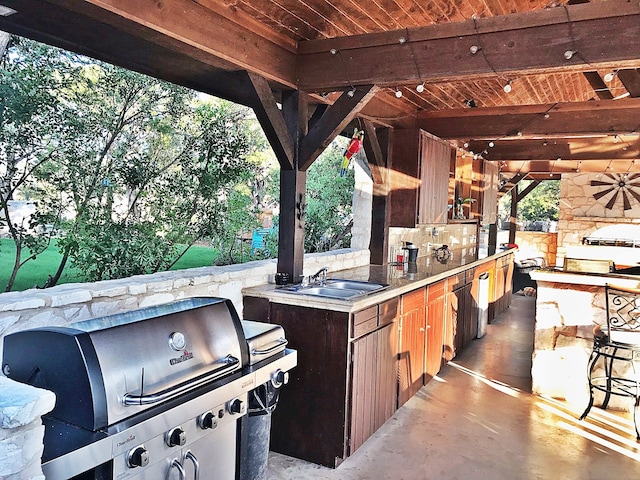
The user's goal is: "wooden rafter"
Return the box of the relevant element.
[299,85,378,170]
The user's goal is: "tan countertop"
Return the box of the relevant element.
[242,250,513,314]
[530,268,640,289]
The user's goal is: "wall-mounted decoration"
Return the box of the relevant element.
[590,173,640,210]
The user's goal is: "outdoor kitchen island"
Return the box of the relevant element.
[242,250,514,468]
[529,268,640,412]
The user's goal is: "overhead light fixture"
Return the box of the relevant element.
[564,50,576,60]
[470,45,481,55]
[416,82,425,93]
[604,71,617,82]
[0,5,17,16]
[395,88,403,98]
[503,81,512,93]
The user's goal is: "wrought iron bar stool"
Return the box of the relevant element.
[580,284,640,440]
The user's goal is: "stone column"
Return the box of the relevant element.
[0,377,55,480]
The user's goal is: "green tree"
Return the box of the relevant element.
[265,137,354,253]
[1,38,267,288]
[498,180,559,228]
[0,37,79,291]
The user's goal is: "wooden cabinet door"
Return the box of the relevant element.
[398,288,426,407]
[426,280,446,384]
[349,322,397,455]
[418,131,451,224]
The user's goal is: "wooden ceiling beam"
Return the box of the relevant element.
[417,98,640,139]
[494,159,640,174]
[296,0,640,91]
[0,0,297,88]
[583,72,613,100]
[468,136,640,161]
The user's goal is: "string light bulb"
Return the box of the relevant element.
[604,71,617,82]
[564,50,576,60]
[347,87,356,98]
[470,45,481,55]
[503,81,512,93]
[416,82,425,93]
[488,141,495,148]
[395,88,403,98]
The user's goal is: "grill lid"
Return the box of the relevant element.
[2,297,248,430]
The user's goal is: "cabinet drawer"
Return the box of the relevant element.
[427,280,446,300]
[378,298,398,326]
[402,288,425,312]
[352,305,378,337]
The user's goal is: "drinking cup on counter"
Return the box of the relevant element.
[275,272,290,285]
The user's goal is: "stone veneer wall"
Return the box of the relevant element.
[0,248,370,478]
[350,161,373,250]
[512,231,558,266]
[557,173,640,265]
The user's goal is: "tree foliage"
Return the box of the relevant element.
[498,180,560,228]
[1,37,266,289]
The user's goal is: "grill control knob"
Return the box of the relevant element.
[127,445,149,468]
[198,410,218,430]
[271,369,289,388]
[228,398,245,415]
[166,427,186,447]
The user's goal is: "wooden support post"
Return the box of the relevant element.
[276,90,308,282]
[509,184,518,245]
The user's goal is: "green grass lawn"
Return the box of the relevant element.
[0,238,220,292]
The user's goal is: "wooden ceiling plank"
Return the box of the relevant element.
[299,85,379,170]
[321,0,384,34]
[618,69,640,98]
[291,0,361,37]
[234,1,311,41]
[296,1,640,90]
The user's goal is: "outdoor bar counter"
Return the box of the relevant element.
[242,249,513,468]
[529,268,640,410]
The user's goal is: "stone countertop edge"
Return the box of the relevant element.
[242,250,514,314]
[531,269,640,289]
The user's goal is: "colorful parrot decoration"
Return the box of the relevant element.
[340,129,364,177]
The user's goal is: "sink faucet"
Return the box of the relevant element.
[310,266,329,285]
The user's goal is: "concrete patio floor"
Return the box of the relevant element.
[267,294,640,480]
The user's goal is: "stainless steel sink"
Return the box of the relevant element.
[325,280,386,291]
[278,279,387,300]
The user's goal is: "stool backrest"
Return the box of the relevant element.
[605,285,640,344]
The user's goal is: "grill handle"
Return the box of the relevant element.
[122,355,239,406]
[251,338,288,356]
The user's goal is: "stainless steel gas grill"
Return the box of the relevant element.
[2,297,296,480]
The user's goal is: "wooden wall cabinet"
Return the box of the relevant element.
[389,129,451,227]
